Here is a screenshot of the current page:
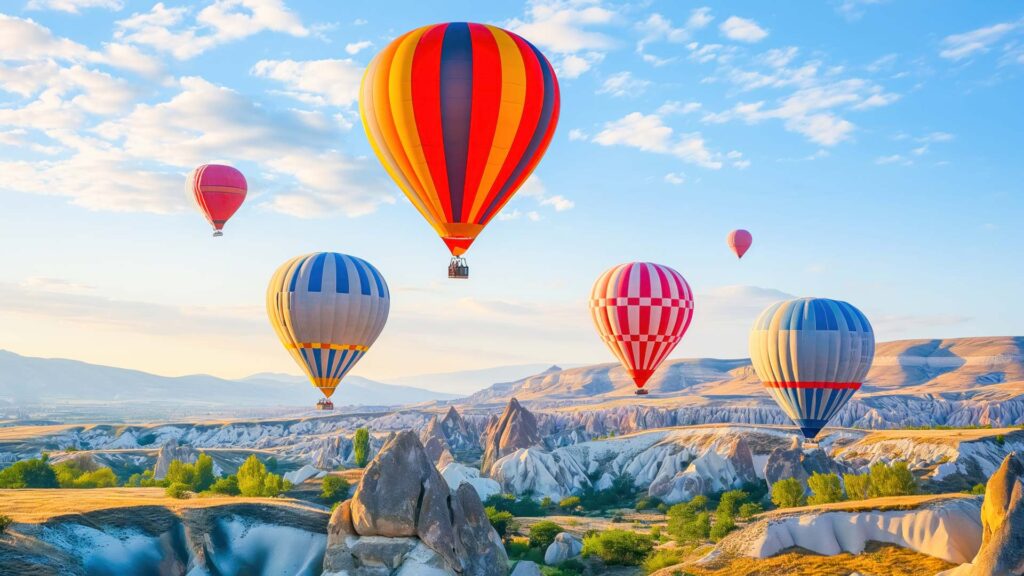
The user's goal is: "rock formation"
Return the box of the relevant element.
[420,416,453,466]
[763,436,848,491]
[441,462,501,501]
[481,398,541,472]
[509,561,541,576]
[441,407,478,453]
[964,452,1024,575]
[153,439,199,480]
[324,430,507,575]
[543,532,582,565]
[648,435,758,503]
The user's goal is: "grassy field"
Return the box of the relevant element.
[0,487,326,523]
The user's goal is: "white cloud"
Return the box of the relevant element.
[345,40,373,55]
[518,175,575,212]
[760,47,799,68]
[507,0,617,77]
[835,0,889,21]
[251,58,363,107]
[658,101,702,115]
[720,16,768,43]
[26,0,123,13]
[568,128,588,141]
[664,172,685,185]
[596,71,650,97]
[593,112,723,169]
[115,0,309,60]
[687,42,734,64]
[557,51,604,78]
[0,13,91,61]
[875,154,911,166]
[939,21,1020,61]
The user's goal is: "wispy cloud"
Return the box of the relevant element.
[506,0,617,78]
[720,16,768,43]
[596,71,650,97]
[25,0,123,13]
[939,20,1021,61]
[593,112,724,169]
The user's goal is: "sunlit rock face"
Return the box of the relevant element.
[325,430,507,576]
[480,398,541,472]
[965,452,1024,575]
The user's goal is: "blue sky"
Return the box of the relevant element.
[0,0,1021,387]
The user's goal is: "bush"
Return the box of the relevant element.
[738,502,763,519]
[558,496,581,510]
[237,455,291,497]
[73,468,118,488]
[868,461,917,497]
[53,460,117,489]
[320,475,350,504]
[844,472,871,501]
[771,478,805,508]
[642,548,685,574]
[166,482,190,499]
[0,514,12,534]
[528,520,563,550]
[485,506,515,538]
[353,428,370,467]
[649,525,662,541]
[208,475,240,495]
[970,483,986,495]
[710,511,735,540]
[0,458,58,488]
[542,560,584,576]
[165,459,195,488]
[716,489,749,518]
[667,496,711,544]
[540,496,553,508]
[576,474,638,511]
[807,472,844,505]
[635,496,663,511]
[581,529,653,566]
[995,434,1006,446]
[485,493,544,517]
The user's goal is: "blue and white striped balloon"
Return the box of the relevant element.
[267,252,390,399]
[749,297,874,439]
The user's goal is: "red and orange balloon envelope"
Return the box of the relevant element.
[589,262,695,395]
[360,22,560,270]
[727,229,752,259]
[187,164,247,237]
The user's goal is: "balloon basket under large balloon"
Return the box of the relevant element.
[448,257,469,279]
[212,230,223,237]
[634,389,649,395]
[315,398,334,411]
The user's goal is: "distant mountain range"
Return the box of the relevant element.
[390,363,571,396]
[0,351,459,407]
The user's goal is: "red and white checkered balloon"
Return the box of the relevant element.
[589,262,695,391]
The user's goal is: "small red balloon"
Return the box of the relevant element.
[187,164,247,237]
[727,229,753,259]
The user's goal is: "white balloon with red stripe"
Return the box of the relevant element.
[589,262,695,394]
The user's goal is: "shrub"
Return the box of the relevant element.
[807,472,844,505]
[236,455,291,497]
[868,461,917,497]
[208,475,240,495]
[667,497,711,544]
[73,468,118,488]
[166,482,190,499]
[738,502,763,519]
[710,510,735,541]
[485,506,515,538]
[541,561,584,576]
[970,483,986,495]
[320,475,350,504]
[642,548,686,574]
[0,458,58,488]
[558,496,581,510]
[528,520,563,550]
[844,472,871,501]
[353,428,370,467]
[649,525,662,541]
[576,474,638,511]
[540,496,553,508]
[581,529,653,566]
[635,496,663,511]
[0,514,12,534]
[485,493,544,517]
[770,478,805,508]
[716,490,749,518]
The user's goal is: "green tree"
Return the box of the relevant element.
[807,472,844,505]
[558,496,581,510]
[717,490,749,518]
[0,458,58,488]
[843,473,871,501]
[262,473,288,497]
[73,468,117,488]
[710,510,735,541]
[970,483,986,495]
[209,475,240,495]
[353,428,370,467]
[166,482,190,499]
[193,454,215,492]
[666,497,711,544]
[642,549,685,574]
[237,455,268,496]
[528,520,564,550]
[581,529,653,566]
[738,502,763,519]
[320,476,350,504]
[484,506,514,538]
[770,478,805,508]
[165,459,196,488]
[868,461,917,497]
[0,514,12,534]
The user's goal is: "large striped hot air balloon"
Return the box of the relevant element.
[267,253,390,408]
[360,22,560,278]
[727,229,752,259]
[749,298,875,439]
[589,262,695,395]
[187,164,247,237]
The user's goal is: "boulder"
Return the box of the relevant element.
[543,532,582,565]
[509,561,542,576]
[324,430,507,575]
[153,439,198,480]
[968,452,1024,575]
[283,464,323,485]
[481,398,542,472]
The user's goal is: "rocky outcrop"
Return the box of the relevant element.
[325,430,507,575]
[509,561,541,575]
[441,407,478,453]
[648,435,758,503]
[153,439,199,480]
[489,448,590,501]
[544,532,582,565]
[441,462,501,501]
[481,398,541,472]
[962,452,1024,575]
[420,416,453,466]
[764,436,848,491]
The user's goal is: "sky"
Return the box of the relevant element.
[0,0,1021,389]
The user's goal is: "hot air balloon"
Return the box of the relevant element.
[266,252,390,409]
[727,229,752,259]
[749,298,874,440]
[360,23,560,279]
[187,164,247,237]
[589,262,695,395]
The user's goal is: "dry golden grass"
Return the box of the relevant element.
[514,511,667,536]
[758,493,973,517]
[0,487,325,524]
[654,543,956,576]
